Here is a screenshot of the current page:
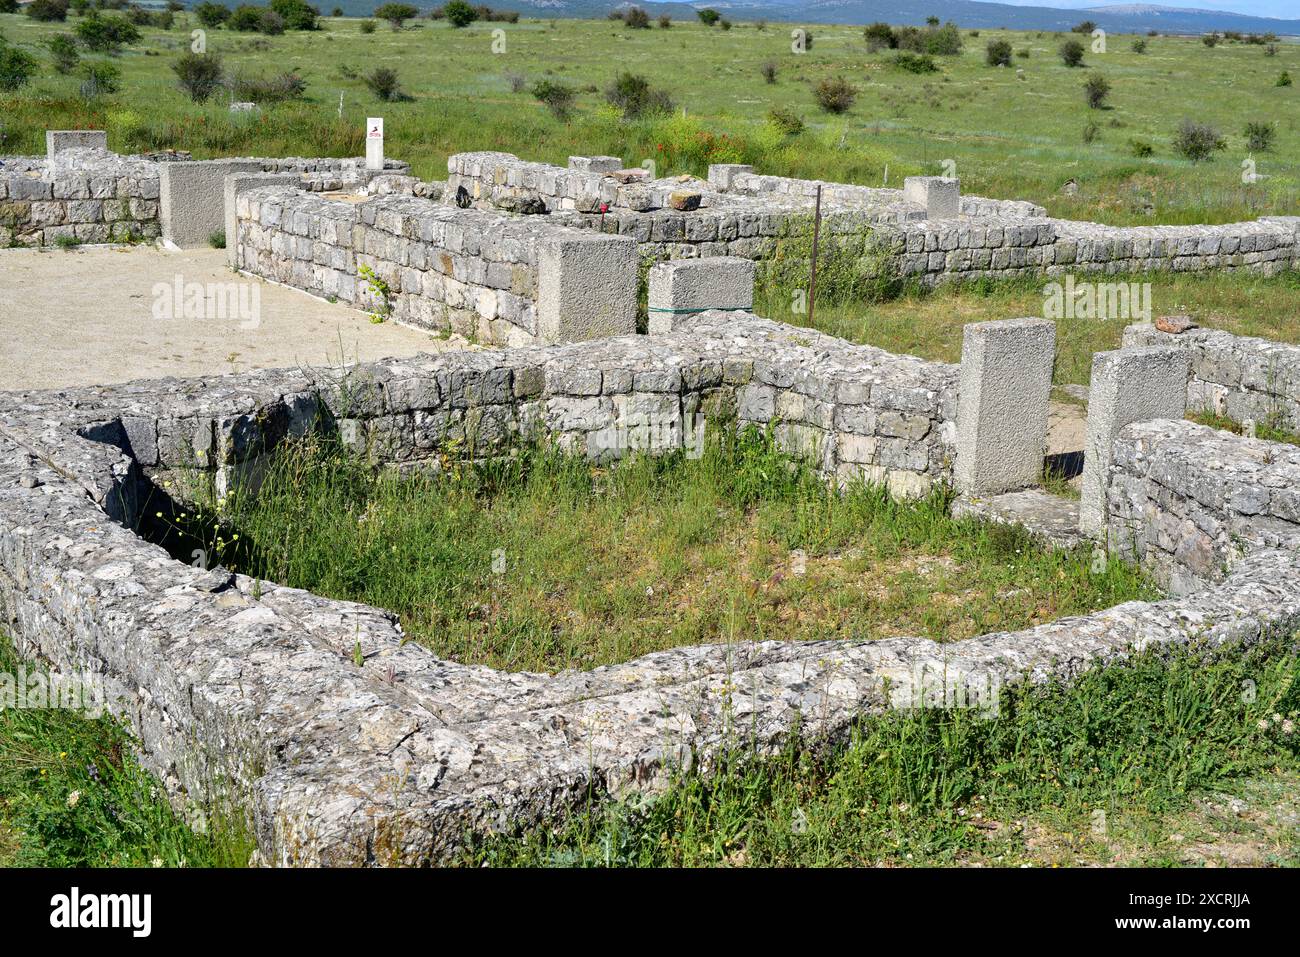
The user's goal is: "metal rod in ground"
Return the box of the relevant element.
[808,185,823,329]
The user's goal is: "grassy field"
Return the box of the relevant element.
[149,428,1153,673]
[1,14,1297,226]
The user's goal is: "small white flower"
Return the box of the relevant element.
[152,857,164,868]
[66,790,81,809]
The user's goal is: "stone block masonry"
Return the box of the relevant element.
[904,176,961,220]
[1123,322,1300,434]
[160,159,267,248]
[647,257,755,334]
[224,172,301,266]
[4,348,1300,862]
[954,318,1056,496]
[1079,347,1189,537]
[233,186,639,346]
[46,130,108,159]
[1106,419,1300,594]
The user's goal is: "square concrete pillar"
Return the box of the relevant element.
[224,171,301,266]
[536,232,639,343]
[46,130,108,159]
[1079,347,1190,537]
[707,164,754,191]
[160,159,266,248]
[568,156,623,174]
[954,318,1056,496]
[647,257,755,334]
[904,176,960,220]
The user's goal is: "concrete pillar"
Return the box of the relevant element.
[46,130,108,159]
[904,176,961,220]
[1079,347,1190,537]
[568,156,623,173]
[954,318,1056,496]
[159,159,265,248]
[224,172,300,266]
[647,257,755,334]
[707,164,754,191]
[536,232,639,343]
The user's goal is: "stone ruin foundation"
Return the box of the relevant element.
[3,134,1300,864]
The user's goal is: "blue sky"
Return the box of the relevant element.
[988,0,1297,19]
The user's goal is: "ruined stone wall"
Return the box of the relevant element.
[1105,418,1300,594]
[0,149,411,247]
[232,186,637,346]
[1122,323,1300,433]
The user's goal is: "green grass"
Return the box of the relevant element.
[463,638,1300,867]
[1,16,1297,225]
[0,631,251,867]
[757,269,1300,386]
[1189,409,1300,447]
[147,426,1155,673]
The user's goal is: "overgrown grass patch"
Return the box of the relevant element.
[0,630,252,868]
[148,426,1155,674]
[463,638,1300,867]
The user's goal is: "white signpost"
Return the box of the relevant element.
[366,117,384,171]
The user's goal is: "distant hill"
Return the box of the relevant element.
[252,0,1300,36]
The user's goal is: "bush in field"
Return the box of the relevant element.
[75,13,141,52]
[1173,119,1226,162]
[259,10,285,35]
[696,8,719,26]
[194,2,230,28]
[605,71,673,118]
[228,5,265,30]
[863,22,897,49]
[443,0,477,27]
[985,38,1012,67]
[374,3,418,30]
[47,33,81,74]
[622,6,649,28]
[359,19,375,33]
[364,66,405,101]
[0,0,17,12]
[172,50,224,102]
[1202,33,1219,47]
[894,22,961,56]
[766,106,803,136]
[26,0,69,22]
[0,43,36,91]
[1071,20,1096,34]
[658,14,670,28]
[229,69,307,102]
[891,52,937,74]
[1128,138,1154,157]
[1060,39,1085,67]
[79,59,121,95]
[761,61,776,84]
[813,76,857,114]
[1244,120,1275,152]
[269,0,320,30]
[1131,38,1147,53]
[719,18,730,29]
[531,79,575,119]
[1277,71,1292,87]
[1084,73,1110,108]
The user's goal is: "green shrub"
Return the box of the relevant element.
[1244,120,1276,152]
[1173,118,1226,162]
[172,51,224,102]
[891,51,938,74]
[658,14,670,28]
[531,79,575,119]
[359,19,375,34]
[1060,39,1085,67]
[1128,138,1155,157]
[25,0,69,22]
[985,39,1011,67]
[79,58,121,96]
[1071,20,1096,34]
[0,0,18,12]
[1202,33,1219,48]
[605,71,673,119]
[194,2,230,28]
[75,12,141,51]
[1277,71,1292,87]
[364,66,405,101]
[47,33,81,74]
[229,69,306,103]
[269,0,319,30]
[894,22,961,56]
[0,43,36,91]
[1084,73,1110,108]
[373,2,418,30]
[259,10,285,35]
[813,76,857,114]
[1131,38,1147,54]
[443,0,477,28]
[696,8,719,26]
[766,106,803,136]
[622,5,649,29]
[228,5,265,31]
[863,22,896,49]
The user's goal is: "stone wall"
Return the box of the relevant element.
[1123,322,1300,433]
[232,186,638,347]
[1105,418,1300,594]
[0,145,411,247]
[4,365,1300,863]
